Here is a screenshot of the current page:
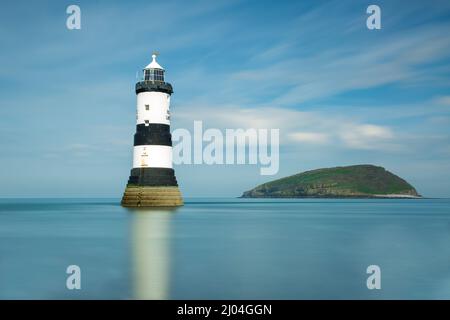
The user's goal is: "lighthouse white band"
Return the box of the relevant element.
[133,145,173,169]
[137,91,170,125]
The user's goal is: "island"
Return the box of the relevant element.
[241,165,421,198]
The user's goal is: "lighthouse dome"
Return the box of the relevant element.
[145,53,164,70]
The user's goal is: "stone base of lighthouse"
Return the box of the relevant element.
[121,186,183,207]
[121,168,183,207]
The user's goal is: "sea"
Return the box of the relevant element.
[0,198,449,299]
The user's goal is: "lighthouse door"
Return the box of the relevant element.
[140,148,149,167]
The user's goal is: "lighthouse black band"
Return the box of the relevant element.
[134,123,172,146]
[127,168,178,186]
[135,81,173,94]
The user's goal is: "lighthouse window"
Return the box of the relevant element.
[145,105,149,110]
[155,69,164,81]
[144,69,165,82]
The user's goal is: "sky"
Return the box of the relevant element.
[1,0,450,198]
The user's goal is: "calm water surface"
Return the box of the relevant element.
[0,198,449,299]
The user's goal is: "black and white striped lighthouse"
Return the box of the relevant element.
[121,53,183,207]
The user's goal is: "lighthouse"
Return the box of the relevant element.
[121,53,183,207]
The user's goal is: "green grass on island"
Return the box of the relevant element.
[241,165,420,198]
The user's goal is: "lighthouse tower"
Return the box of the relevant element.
[121,53,183,207]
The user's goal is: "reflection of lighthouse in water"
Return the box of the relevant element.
[131,210,173,299]
[121,52,183,207]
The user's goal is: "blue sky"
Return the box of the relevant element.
[1,0,450,197]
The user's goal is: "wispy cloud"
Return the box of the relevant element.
[288,132,330,144]
[229,21,450,107]
[175,105,400,152]
[339,124,394,150]
[433,95,450,106]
